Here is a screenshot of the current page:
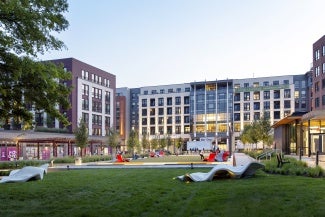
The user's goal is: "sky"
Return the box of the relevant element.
[38,0,325,88]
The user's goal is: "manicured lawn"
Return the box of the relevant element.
[0,168,324,217]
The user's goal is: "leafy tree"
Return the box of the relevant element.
[107,128,120,158]
[150,138,158,151]
[176,137,184,153]
[255,114,273,149]
[74,119,88,157]
[0,0,71,127]
[127,129,139,156]
[166,135,172,152]
[159,135,167,150]
[240,114,273,149]
[141,133,150,153]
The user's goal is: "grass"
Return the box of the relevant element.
[0,168,324,217]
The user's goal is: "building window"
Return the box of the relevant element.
[234,103,240,111]
[274,111,280,119]
[167,97,172,105]
[184,106,190,114]
[263,91,270,99]
[284,100,291,109]
[244,83,249,87]
[315,66,320,77]
[175,126,181,134]
[234,113,240,121]
[274,101,280,109]
[175,116,181,124]
[176,88,181,93]
[244,92,250,101]
[274,90,280,99]
[284,89,291,98]
[244,113,250,121]
[184,116,190,123]
[175,97,181,105]
[185,87,191,92]
[175,107,181,114]
[264,101,270,110]
[184,96,190,104]
[150,117,155,125]
[160,89,165,94]
[254,102,260,110]
[254,112,260,120]
[158,98,164,106]
[158,117,164,124]
[315,49,320,60]
[142,99,147,107]
[142,109,147,116]
[315,97,320,108]
[150,98,155,106]
[283,80,289,85]
[168,88,173,93]
[234,93,240,101]
[263,81,269,86]
[151,90,157,94]
[323,63,325,74]
[144,90,148,95]
[322,95,325,106]
[253,82,259,87]
[82,84,89,96]
[315,82,320,92]
[167,117,172,124]
[323,45,325,56]
[167,107,172,115]
[150,108,155,116]
[142,118,147,125]
[253,91,260,100]
[244,103,250,111]
[142,127,147,135]
[159,126,164,134]
[273,80,279,86]
[158,108,164,115]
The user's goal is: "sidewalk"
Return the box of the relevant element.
[287,154,325,169]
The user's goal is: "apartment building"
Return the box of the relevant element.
[138,84,191,142]
[116,87,131,150]
[44,58,116,136]
[312,35,325,111]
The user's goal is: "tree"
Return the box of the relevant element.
[240,114,273,150]
[107,128,120,158]
[127,130,139,157]
[159,135,167,150]
[0,0,71,127]
[141,133,150,153]
[176,137,183,153]
[74,119,88,157]
[255,114,273,149]
[150,138,158,151]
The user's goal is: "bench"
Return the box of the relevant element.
[276,153,290,168]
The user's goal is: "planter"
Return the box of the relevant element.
[75,157,82,165]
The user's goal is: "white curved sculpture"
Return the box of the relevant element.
[0,164,49,184]
[176,162,265,182]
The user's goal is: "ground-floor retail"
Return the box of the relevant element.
[273,111,325,156]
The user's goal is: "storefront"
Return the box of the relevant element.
[273,111,325,157]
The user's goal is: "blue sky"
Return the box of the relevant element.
[39,0,325,88]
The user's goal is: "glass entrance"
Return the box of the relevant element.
[311,134,325,154]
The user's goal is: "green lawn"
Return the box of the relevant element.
[0,168,324,217]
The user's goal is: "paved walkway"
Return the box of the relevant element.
[286,154,325,169]
[48,153,325,171]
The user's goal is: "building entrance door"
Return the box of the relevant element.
[311,134,325,154]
